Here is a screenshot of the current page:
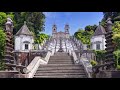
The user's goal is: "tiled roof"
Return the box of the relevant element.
[93,24,106,36]
[16,21,33,36]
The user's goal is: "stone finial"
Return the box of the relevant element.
[5,17,13,31]
[106,17,113,25]
[24,21,26,25]
[6,17,13,25]
[106,17,113,32]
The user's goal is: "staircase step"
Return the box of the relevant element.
[48,61,73,63]
[37,68,84,71]
[34,51,87,78]
[48,60,73,61]
[49,60,73,62]
[38,66,84,70]
[48,62,74,64]
[36,69,85,73]
[39,64,83,67]
[49,58,72,60]
[53,55,70,57]
[34,75,87,78]
[34,72,86,76]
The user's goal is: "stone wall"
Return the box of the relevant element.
[95,70,120,78]
[0,71,19,78]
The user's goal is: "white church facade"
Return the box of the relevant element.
[52,24,70,39]
[14,21,34,52]
[91,23,106,50]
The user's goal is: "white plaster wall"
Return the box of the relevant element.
[15,35,34,51]
[91,35,103,42]
[103,35,106,49]
[91,35,106,50]
[66,34,69,38]
[15,36,21,50]
[21,35,33,50]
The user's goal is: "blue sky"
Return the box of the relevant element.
[42,12,103,36]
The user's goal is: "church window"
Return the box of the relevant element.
[96,43,100,50]
[25,44,29,50]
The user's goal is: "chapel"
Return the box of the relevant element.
[91,23,106,50]
[14,21,34,52]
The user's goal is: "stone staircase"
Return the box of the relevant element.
[34,52,87,78]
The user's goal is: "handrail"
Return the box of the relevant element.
[80,58,92,78]
[22,50,52,78]
[92,62,115,74]
[44,50,52,63]
[24,56,47,78]
[72,51,79,64]
[23,57,41,74]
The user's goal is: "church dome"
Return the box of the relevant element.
[93,23,106,36]
[15,21,33,36]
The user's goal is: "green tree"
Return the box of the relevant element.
[112,21,120,50]
[0,29,6,59]
[12,12,45,37]
[0,28,6,70]
[0,12,14,29]
[35,33,49,44]
[74,29,94,45]
[101,12,120,26]
[85,24,97,32]
[94,50,106,64]
[113,50,120,69]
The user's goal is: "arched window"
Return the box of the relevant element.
[95,41,101,50]
[25,44,28,50]
[96,43,100,50]
[23,41,30,50]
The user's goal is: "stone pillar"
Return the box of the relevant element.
[105,17,115,69]
[3,17,14,70]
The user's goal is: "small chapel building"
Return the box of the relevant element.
[91,23,106,50]
[14,21,34,52]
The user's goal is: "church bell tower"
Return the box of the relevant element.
[64,24,70,38]
[52,24,57,38]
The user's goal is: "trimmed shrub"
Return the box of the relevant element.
[90,60,98,66]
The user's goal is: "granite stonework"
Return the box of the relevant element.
[14,74,28,78]
[95,70,120,78]
[0,71,19,78]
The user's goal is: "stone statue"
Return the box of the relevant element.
[106,17,112,25]
[106,17,113,32]
[5,17,14,31]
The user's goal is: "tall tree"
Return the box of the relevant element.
[35,33,49,44]
[0,28,6,60]
[101,12,120,26]
[74,29,94,45]
[0,12,14,30]
[85,24,97,32]
[13,12,45,37]
[112,21,120,50]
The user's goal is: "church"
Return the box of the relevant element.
[52,24,70,39]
